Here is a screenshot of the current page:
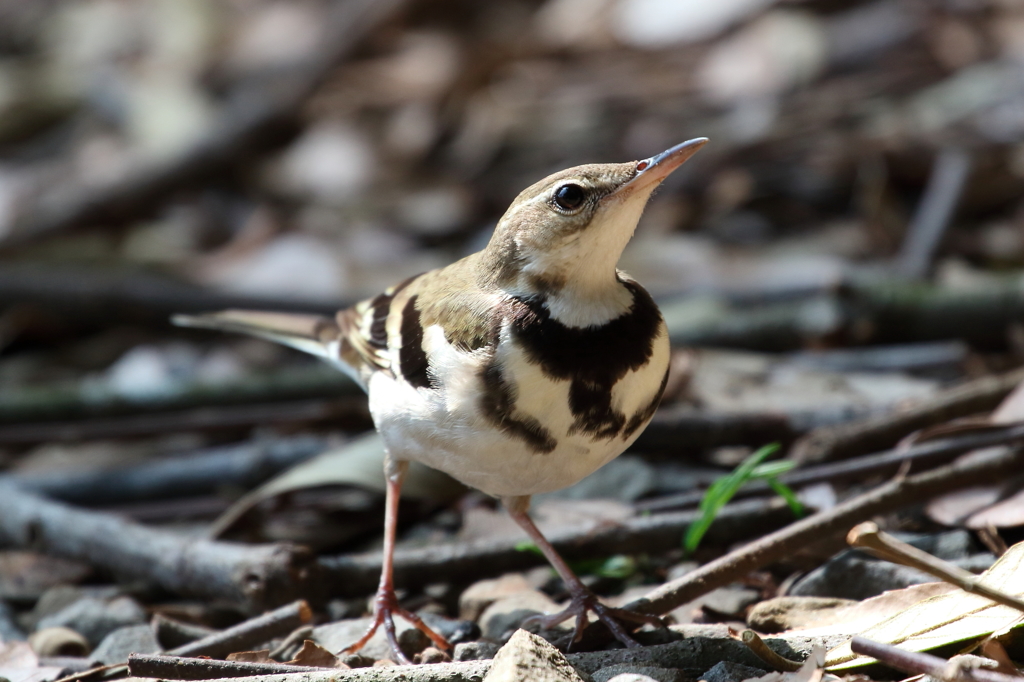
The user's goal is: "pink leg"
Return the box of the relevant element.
[343,459,450,664]
[504,495,664,649]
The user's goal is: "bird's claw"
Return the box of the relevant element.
[343,588,451,665]
[522,590,665,650]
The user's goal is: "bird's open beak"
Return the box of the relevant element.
[613,137,709,199]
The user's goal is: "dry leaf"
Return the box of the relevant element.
[226,650,272,663]
[286,640,339,668]
[826,539,1024,670]
[209,432,465,537]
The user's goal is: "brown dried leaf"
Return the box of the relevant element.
[286,640,338,668]
[826,538,1024,670]
[226,650,272,663]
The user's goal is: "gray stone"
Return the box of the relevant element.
[701,661,768,682]
[90,624,161,665]
[605,676,660,682]
[593,664,684,682]
[454,641,501,661]
[484,629,585,682]
[36,596,147,647]
[478,590,561,640]
[789,545,995,601]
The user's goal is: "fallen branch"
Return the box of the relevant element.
[626,445,1024,616]
[631,405,797,457]
[0,264,347,328]
[848,522,1024,614]
[896,148,972,280]
[1,0,407,247]
[0,364,359,426]
[0,398,367,445]
[0,484,316,611]
[791,365,1024,463]
[170,601,313,659]
[664,280,1024,353]
[128,655,333,680]
[849,636,1021,682]
[3,435,328,506]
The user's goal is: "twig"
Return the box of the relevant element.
[268,626,315,661]
[741,630,804,672]
[0,264,348,327]
[0,398,367,445]
[638,422,1024,512]
[128,654,332,680]
[0,364,359,426]
[848,522,1024,614]
[849,636,1022,682]
[3,435,328,506]
[631,405,797,457]
[896,148,972,280]
[1,0,407,247]
[153,614,217,650]
[623,446,1024,616]
[664,280,1024,353]
[791,365,1024,463]
[169,601,313,659]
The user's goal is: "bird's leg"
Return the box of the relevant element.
[503,495,664,649]
[343,459,451,664]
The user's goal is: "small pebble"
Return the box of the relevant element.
[415,646,451,664]
[341,653,375,668]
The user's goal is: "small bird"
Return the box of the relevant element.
[175,138,708,663]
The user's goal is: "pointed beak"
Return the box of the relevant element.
[612,137,709,199]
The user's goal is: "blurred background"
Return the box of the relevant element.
[2,0,1024,544]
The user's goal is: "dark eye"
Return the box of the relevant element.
[553,184,586,211]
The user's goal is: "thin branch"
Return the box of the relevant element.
[3,435,328,506]
[128,654,334,680]
[169,601,313,659]
[896,148,972,280]
[0,398,366,445]
[638,422,1024,513]
[624,446,1024,616]
[848,522,1024,614]
[850,636,1023,682]
[791,365,1024,463]
[129,654,336,680]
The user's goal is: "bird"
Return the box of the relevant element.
[174,137,708,663]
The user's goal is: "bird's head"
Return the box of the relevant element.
[481,138,708,322]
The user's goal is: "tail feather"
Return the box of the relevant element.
[172,310,340,360]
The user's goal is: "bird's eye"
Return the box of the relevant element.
[553,184,586,211]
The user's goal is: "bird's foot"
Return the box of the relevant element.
[343,587,451,665]
[523,587,665,650]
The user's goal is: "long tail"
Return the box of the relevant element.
[172,310,341,359]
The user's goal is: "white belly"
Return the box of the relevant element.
[368,323,669,497]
